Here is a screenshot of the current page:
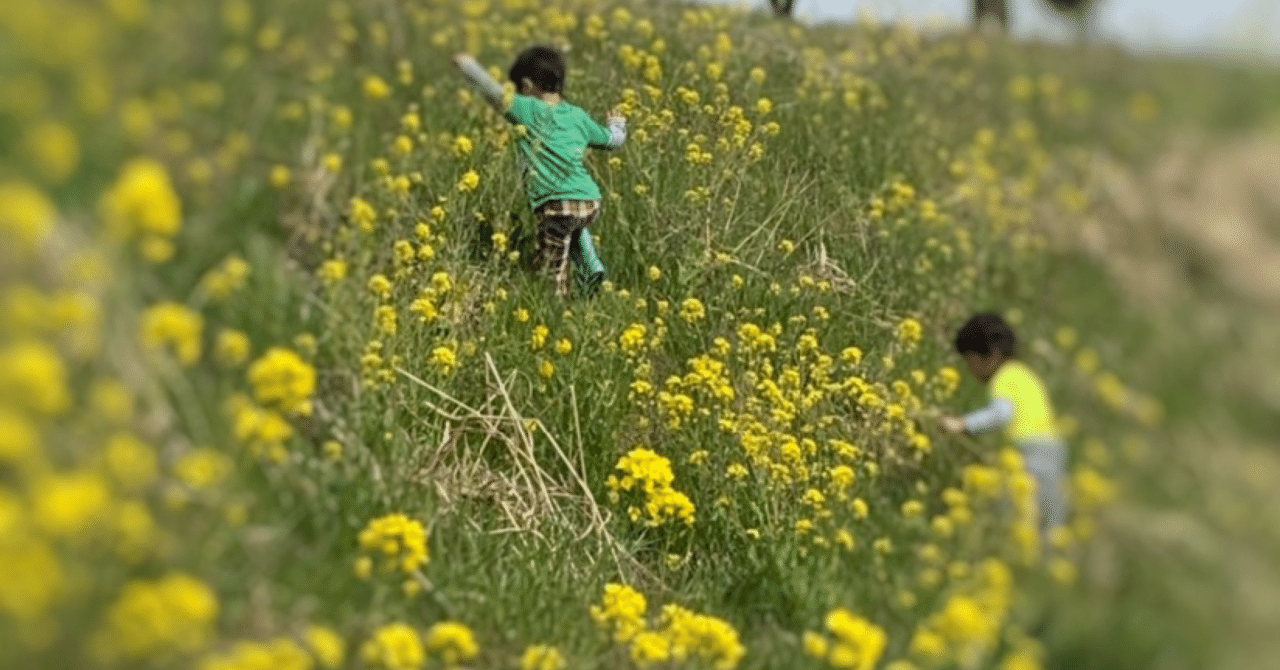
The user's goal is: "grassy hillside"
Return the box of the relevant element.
[2,1,1279,669]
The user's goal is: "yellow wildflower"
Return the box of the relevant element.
[363,75,391,99]
[909,628,946,661]
[0,182,56,253]
[360,622,424,670]
[24,121,80,182]
[0,536,63,623]
[376,305,398,336]
[350,197,378,232]
[423,622,479,665]
[34,470,111,537]
[430,345,458,375]
[102,433,159,492]
[457,169,480,192]
[531,324,549,351]
[319,259,348,284]
[521,645,566,670]
[140,302,203,367]
[630,631,672,666]
[94,573,218,660]
[358,512,429,575]
[215,329,251,366]
[0,410,37,464]
[819,608,886,670]
[175,448,231,491]
[270,165,291,188]
[679,297,706,323]
[619,323,647,354]
[0,339,71,415]
[590,583,648,643]
[230,396,294,460]
[657,605,745,669]
[934,594,998,649]
[803,631,829,659]
[99,158,183,261]
[896,317,923,348]
[247,348,315,416]
[201,254,251,301]
[306,626,346,669]
[453,135,473,156]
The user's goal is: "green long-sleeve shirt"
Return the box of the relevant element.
[455,56,626,211]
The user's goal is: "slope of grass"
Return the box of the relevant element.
[2,1,1278,669]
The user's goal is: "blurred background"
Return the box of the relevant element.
[707,0,1280,60]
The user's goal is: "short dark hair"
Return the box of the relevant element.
[953,312,1018,358]
[508,45,566,94]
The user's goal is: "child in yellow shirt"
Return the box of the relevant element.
[940,312,1069,538]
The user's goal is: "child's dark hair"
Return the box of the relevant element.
[508,45,566,94]
[953,312,1018,358]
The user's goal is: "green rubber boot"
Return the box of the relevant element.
[571,228,606,297]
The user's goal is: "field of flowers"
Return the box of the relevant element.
[3,0,1279,668]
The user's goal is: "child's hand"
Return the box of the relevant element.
[607,106,626,125]
[939,416,967,435]
[452,53,473,69]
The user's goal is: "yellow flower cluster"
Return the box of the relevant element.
[91,573,219,661]
[174,448,232,492]
[0,530,63,625]
[606,447,696,526]
[229,393,294,463]
[0,410,37,465]
[361,622,425,670]
[430,344,459,375]
[140,302,204,367]
[0,339,72,415]
[895,317,924,349]
[619,322,649,355]
[679,297,707,323]
[908,559,1015,667]
[359,621,478,670]
[654,604,747,670]
[521,644,566,670]
[802,608,887,670]
[423,621,480,666]
[0,182,56,254]
[98,158,183,262]
[247,347,316,416]
[216,329,252,366]
[201,254,251,302]
[590,583,649,642]
[355,512,430,578]
[1071,466,1118,514]
[196,626,346,670]
[590,584,746,669]
[33,470,112,536]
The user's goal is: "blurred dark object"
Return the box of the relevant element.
[973,0,1009,30]
[769,0,796,18]
[466,213,498,262]
[971,0,1098,35]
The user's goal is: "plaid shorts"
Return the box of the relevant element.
[535,199,601,297]
[536,199,601,222]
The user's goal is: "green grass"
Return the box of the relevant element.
[2,0,1279,669]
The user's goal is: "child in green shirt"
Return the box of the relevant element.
[452,46,626,298]
[940,312,1069,540]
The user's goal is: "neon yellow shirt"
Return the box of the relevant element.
[989,360,1059,442]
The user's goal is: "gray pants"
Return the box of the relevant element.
[1020,439,1070,540]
